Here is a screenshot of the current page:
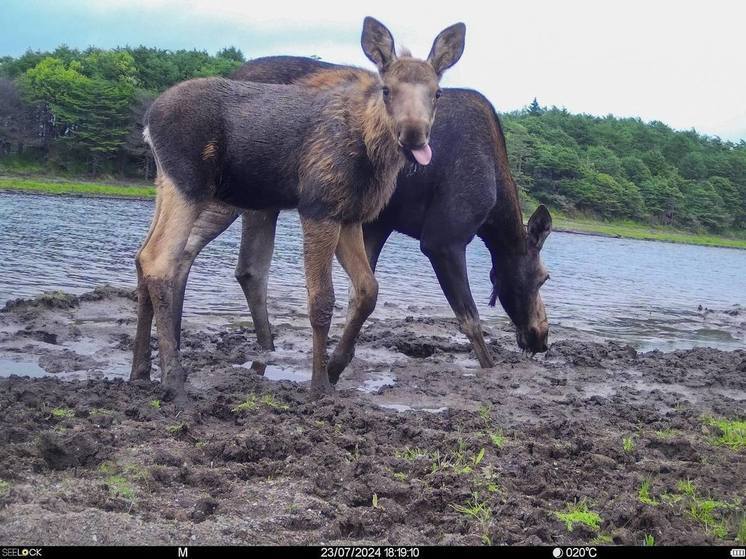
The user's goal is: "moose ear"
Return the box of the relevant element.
[427,22,466,77]
[527,205,552,251]
[361,16,397,72]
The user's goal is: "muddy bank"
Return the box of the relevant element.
[0,288,744,545]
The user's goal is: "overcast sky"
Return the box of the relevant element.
[2,0,744,141]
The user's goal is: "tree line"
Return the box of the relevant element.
[0,45,244,176]
[503,100,746,232]
[1,47,744,233]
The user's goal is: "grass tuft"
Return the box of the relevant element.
[705,417,746,450]
[553,500,602,532]
[231,393,289,414]
[50,407,74,419]
[639,479,659,506]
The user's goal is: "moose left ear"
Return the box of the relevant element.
[427,22,466,77]
[527,205,552,251]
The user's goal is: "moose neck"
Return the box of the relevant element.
[350,81,401,173]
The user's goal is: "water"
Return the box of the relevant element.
[1,192,744,351]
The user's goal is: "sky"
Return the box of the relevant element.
[1,0,745,141]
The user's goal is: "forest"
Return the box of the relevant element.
[1,46,744,234]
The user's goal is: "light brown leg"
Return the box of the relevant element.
[130,194,163,381]
[135,175,201,400]
[327,223,379,384]
[235,210,280,350]
[301,218,340,397]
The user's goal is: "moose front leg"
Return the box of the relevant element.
[422,240,494,368]
[327,223,379,384]
[301,218,340,397]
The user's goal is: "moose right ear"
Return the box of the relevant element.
[361,16,397,72]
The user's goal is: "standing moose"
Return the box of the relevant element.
[130,17,466,399]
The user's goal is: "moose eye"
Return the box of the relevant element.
[382,86,390,98]
[435,89,443,99]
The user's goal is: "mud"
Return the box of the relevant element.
[0,288,744,545]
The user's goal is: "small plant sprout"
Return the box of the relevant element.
[50,407,74,419]
[166,422,187,435]
[0,480,10,497]
[372,493,379,508]
[643,534,655,546]
[451,493,493,545]
[623,435,635,453]
[638,479,659,506]
[148,399,161,409]
[489,430,505,449]
[676,479,696,497]
[553,500,602,532]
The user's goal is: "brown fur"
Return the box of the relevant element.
[298,70,403,223]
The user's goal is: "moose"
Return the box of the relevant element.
[227,56,553,374]
[130,17,467,399]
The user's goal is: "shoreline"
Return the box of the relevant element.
[2,177,745,250]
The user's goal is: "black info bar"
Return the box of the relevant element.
[1,546,743,559]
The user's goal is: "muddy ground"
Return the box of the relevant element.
[0,287,744,545]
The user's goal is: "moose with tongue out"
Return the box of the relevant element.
[130,17,466,400]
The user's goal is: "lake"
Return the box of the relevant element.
[1,191,744,351]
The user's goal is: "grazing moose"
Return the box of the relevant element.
[130,18,466,399]
[229,57,552,375]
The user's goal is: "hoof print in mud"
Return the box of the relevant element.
[37,431,107,470]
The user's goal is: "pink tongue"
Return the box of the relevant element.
[410,144,432,166]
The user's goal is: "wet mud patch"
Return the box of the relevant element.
[0,288,744,545]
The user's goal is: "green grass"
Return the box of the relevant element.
[395,447,431,462]
[551,213,746,249]
[553,500,602,532]
[623,435,635,453]
[0,177,155,199]
[231,393,290,414]
[166,421,188,435]
[488,430,505,449]
[50,407,75,419]
[0,480,10,497]
[643,534,655,546]
[106,475,136,500]
[687,498,731,539]
[705,417,746,450]
[148,399,161,409]
[639,479,659,506]
[677,479,696,497]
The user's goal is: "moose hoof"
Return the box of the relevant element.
[161,370,188,405]
[327,351,353,384]
[129,362,152,382]
[310,378,335,400]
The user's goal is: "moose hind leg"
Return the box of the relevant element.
[236,210,280,350]
[131,194,163,381]
[137,176,201,399]
[327,223,379,384]
[301,218,340,397]
[171,202,241,347]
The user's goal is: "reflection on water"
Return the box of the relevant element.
[1,192,744,351]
